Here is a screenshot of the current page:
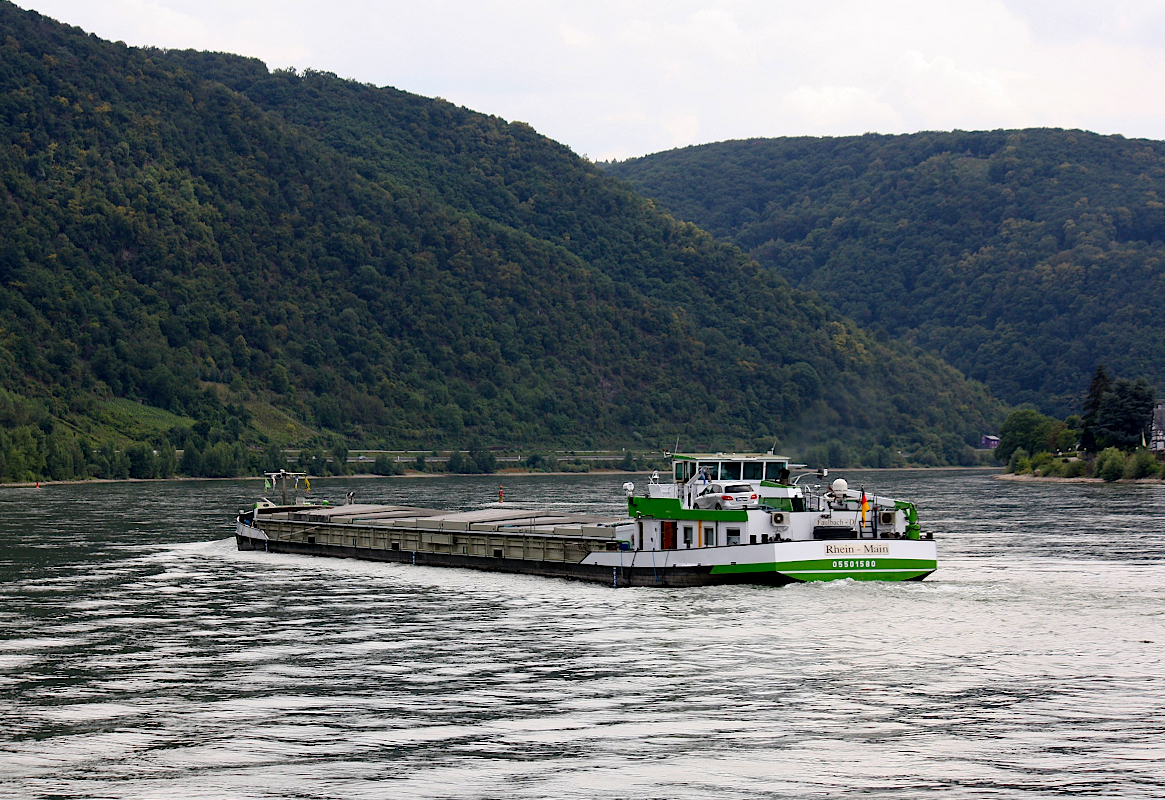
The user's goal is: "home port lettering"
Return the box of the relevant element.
[824,544,890,555]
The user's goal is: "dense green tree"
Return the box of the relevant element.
[155,444,178,478]
[1093,378,1156,451]
[298,448,325,474]
[1080,365,1112,453]
[863,444,893,468]
[610,133,1165,416]
[179,445,203,477]
[44,434,79,481]
[0,1,1004,483]
[372,453,402,475]
[998,409,1057,463]
[93,443,130,480]
[201,442,244,478]
[259,444,286,473]
[468,440,497,474]
[1094,447,1126,482]
[125,443,157,479]
[1124,448,1159,479]
[329,441,350,476]
[1006,447,1031,474]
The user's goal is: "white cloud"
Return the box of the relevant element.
[118,0,205,43]
[1005,0,1165,47]
[779,86,901,133]
[27,0,207,46]
[16,0,1165,160]
[24,0,313,64]
[888,50,1023,127]
[663,114,701,147]
[558,23,594,49]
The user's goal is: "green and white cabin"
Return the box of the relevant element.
[236,454,936,587]
[605,452,936,585]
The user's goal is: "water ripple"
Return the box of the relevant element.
[0,472,1162,798]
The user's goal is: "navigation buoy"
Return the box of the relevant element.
[498,485,504,503]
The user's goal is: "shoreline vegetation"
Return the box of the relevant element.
[0,461,1001,491]
[996,366,1162,483]
[0,464,1003,490]
[994,472,1163,484]
[1002,448,1163,483]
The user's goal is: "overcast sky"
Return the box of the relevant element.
[17,0,1165,160]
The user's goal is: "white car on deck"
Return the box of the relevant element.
[693,482,759,510]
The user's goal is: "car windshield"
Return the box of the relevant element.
[724,484,752,493]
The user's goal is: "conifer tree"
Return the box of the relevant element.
[1080,365,1111,453]
[1093,378,1155,451]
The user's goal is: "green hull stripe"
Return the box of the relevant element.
[710,557,936,581]
[781,568,924,574]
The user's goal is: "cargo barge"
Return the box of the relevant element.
[236,453,936,587]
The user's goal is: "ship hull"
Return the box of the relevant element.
[235,523,935,587]
[236,529,739,587]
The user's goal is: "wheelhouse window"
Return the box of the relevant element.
[742,461,764,481]
[721,462,742,480]
[697,462,720,481]
[674,462,685,481]
[764,461,788,482]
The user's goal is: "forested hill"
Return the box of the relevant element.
[0,1,1001,480]
[608,131,1165,416]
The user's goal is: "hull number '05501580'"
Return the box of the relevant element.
[833,560,877,568]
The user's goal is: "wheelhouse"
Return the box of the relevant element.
[672,452,790,485]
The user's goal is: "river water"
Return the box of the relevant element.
[0,470,1162,799]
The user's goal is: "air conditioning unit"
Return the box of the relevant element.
[879,511,896,525]
[771,511,787,525]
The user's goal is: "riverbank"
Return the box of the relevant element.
[0,469,647,489]
[994,472,1164,484]
[0,464,1003,489]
